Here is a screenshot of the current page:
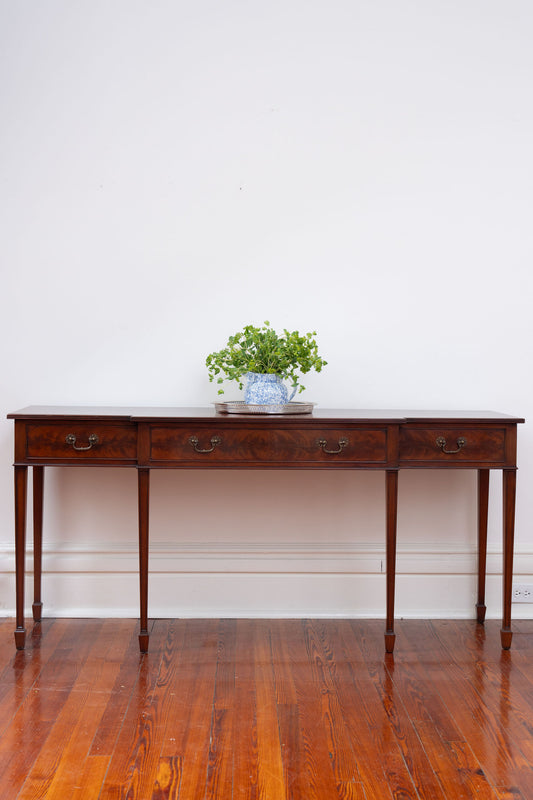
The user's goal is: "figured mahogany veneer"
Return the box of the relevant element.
[25,422,137,463]
[7,406,524,655]
[148,425,388,466]
[400,425,507,466]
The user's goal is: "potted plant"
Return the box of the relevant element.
[206,321,327,404]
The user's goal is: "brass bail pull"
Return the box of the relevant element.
[65,433,99,451]
[436,436,466,454]
[189,435,222,454]
[316,437,349,455]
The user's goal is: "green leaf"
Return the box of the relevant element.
[205,322,327,395]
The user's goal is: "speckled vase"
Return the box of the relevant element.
[244,372,296,405]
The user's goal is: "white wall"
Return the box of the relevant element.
[1,1,532,621]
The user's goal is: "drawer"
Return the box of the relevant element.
[149,426,388,465]
[25,423,137,462]
[399,426,506,464]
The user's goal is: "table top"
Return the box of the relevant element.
[7,406,525,424]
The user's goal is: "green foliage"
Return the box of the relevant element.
[206,321,328,395]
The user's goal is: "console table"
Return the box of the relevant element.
[8,406,524,654]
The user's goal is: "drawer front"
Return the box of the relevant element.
[399,427,506,464]
[25,423,137,462]
[149,426,388,465]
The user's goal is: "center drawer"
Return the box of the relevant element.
[149,426,388,465]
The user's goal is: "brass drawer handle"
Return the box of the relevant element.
[189,435,222,454]
[65,433,99,451]
[436,436,466,454]
[316,437,349,455]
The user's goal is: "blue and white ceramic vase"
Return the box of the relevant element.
[244,372,296,405]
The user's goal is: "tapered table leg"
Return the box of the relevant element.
[32,466,44,622]
[138,468,150,653]
[14,466,28,649]
[501,468,517,649]
[476,469,489,623]
[385,469,399,654]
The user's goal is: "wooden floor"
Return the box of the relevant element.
[0,618,533,799]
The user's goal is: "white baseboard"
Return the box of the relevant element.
[1,540,532,619]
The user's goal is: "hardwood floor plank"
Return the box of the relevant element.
[142,619,220,800]
[213,618,237,712]
[178,617,236,800]
[206,707,234,800]
[270,619,298,706]
[277,701,309,800]
[71,756,111,799]
[232,619,259,800]
[254,620,285,800]
[279,620,361,799]
[205,620,238,799]
[154,620,192,761]
[303,621,367,799]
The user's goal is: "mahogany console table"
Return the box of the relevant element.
[8,406,524,654]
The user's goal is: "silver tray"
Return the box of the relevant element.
[214,401,315,415]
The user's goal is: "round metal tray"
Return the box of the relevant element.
[214,401,315,415]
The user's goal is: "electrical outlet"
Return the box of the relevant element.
[513,584,533,602]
